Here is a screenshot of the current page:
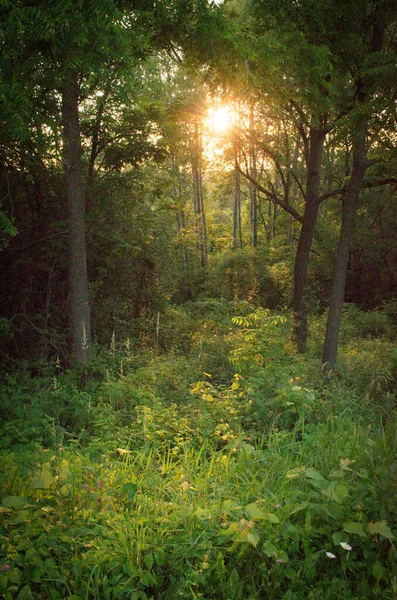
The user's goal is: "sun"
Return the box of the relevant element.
[205,106,232,133]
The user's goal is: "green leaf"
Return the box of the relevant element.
[143,553,154,570]
[285,567,297,580]
[2,497,28,509]
[323,481,348,504]
[31,465,53,489]
[305,467,326,481]
[16,585,33,600]
[343,522,366,538]
[263,541,277,557]
[194,506,211,519]
[286,466,306,479]
[245,503,267,519]
[356,469,369,479]
[122,483,138,503]
[268,513,280,523]
[154,550,165,566]
[372,560,384,583]
[29,567,42,583]
[25,548,39,565]
[332,531,344,546]
[368,521,395,540]
[247,531,260,547]
[224,522,239,535]
[11,510,30,524]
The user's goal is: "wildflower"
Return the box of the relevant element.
[325,552,336,559]
[276,558,285,564]
[2,565,10,572]
[275,503,281,509]
[340,542,352,551]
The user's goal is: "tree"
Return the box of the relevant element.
[322,1,397,367]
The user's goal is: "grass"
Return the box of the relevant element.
[0,304,396,599]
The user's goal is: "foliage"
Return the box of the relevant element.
[1,304,396,599]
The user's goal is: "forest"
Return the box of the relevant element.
[0,0,397,598]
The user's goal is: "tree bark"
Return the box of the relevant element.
[322,113,367,368]
[292,127,326,352]
[61,71,93,364]
[192,120,207,267]
[322,12,385,368]
[249,101,258,248]
[233,149,243,249]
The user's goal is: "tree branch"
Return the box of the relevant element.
[236,164,304,224]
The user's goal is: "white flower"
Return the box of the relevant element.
[325,552,336,558]
[340,542,352,551]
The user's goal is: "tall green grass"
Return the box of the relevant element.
[0,303,396,599]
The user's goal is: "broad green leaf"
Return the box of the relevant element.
[332,531,344,546]
[323,481,348,504]
[368,521,395,540]
[2,497,28,509]
[224,522,239,535]
[16,585,33,600]
[31,465,53,489]
[356,469,369,479]
[305,467,326,481]
[343,522,366,538]
[372,560,384,583]
[285,567,297,580]
[247,531,260,547]
[143,553,154,570]
[154,550,165,566]
[245,503,267,519]
[286,466,306,479]
[263,541,277,557]
[25,548,39,565]
[194,506,211,519]
[11,510,30,524]
[122,483,138,503]
[268,513,280,523]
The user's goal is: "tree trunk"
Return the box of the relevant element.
[292,127,326,352]
[61,71,93,364]
[249,101,258,248]
[322,14,384,368]
[233,149,243,249]
[322,113,367,368]
[192,120,207,267]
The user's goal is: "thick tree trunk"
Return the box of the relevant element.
[292,127,326,352]
[322,114,367,368]
[61,71,93,364]
[322,13,384,368]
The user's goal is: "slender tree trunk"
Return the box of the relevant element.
[292,127,326,352]
[176,209,192,301]
[172,156,192,300]
[61,70,93,364]
[249,102,258,247]
[192,120,207,267]
[322,113,367,367]
[233,149,243,249]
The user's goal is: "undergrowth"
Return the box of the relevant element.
[0,302,396,599]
